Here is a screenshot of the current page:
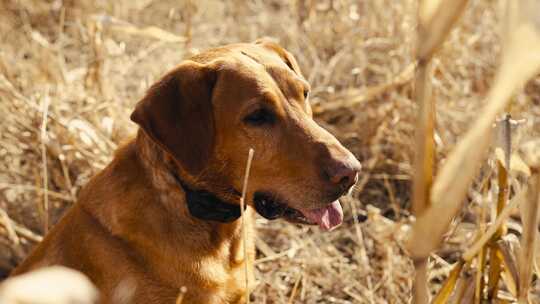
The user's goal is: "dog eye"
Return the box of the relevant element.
[303,90,309,99]
[244,109,275,126]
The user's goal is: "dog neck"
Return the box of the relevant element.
[91,133,255,292]
[174,176,246,223]
[136,132,244,223]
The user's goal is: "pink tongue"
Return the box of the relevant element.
[300,201,343,231]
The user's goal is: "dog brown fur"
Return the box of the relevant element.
[12,40,360,304]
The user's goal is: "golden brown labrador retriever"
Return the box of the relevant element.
[11,40,361,304]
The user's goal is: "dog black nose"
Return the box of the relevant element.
[323,156,361,191]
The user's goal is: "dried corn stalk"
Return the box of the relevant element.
[410,1,469,302]
[409,0,540,262]
[408,1,540,303]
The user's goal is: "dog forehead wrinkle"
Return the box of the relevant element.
[239,50,262,66]
[220,53,301,108]
[217,61,266,92]
[263,66,307,106]
[226,49,297,92]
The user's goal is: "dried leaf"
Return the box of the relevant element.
[450,271,475,304]
[462,189,526,261]
[433,261,464,304]
[92,15,187,43]
[510,153,531,177]
[487,246,503,300]
[474,244,487,304]
[518,170,540,302]
[498,238,520,297]
[113,25,187,43]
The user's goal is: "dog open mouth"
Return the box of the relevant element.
[253,192,344,231]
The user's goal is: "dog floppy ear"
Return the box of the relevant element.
[131,61,216,174]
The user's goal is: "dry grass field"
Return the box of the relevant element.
[1,0,540,303]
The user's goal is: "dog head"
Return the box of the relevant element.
[131,39,361,230]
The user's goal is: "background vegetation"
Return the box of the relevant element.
[1,0,539,302]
